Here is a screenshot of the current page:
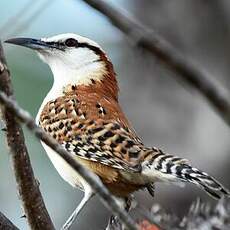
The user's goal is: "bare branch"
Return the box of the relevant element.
[6,0,54,37]
[0,212,19,230]
[0,42,54,230]
[0,0,54,39]
[0,0,34,36]
[80,0,230,127]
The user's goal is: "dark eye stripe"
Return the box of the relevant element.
[46,39,103,56]
[78,42,103,55]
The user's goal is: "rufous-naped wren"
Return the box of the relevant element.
[6,34,229,230]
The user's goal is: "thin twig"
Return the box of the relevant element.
[0,212,19,230]
[0,42,55,230]
[0,0,34,36]
[80,0,230,127]
[4,0,54,38]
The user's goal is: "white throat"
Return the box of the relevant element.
[36,47,107,123]
[47,55,106,98]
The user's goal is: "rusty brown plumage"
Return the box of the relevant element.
[39,81,152,196]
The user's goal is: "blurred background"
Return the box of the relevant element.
[1,0,230,229]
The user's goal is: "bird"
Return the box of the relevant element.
[5,33,230,230]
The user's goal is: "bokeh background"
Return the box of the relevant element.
[1,0,230,229]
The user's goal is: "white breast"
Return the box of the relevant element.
[41,143,85,189]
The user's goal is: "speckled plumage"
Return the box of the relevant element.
[39,85,149,196]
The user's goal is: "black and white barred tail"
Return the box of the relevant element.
[142,151,230,199]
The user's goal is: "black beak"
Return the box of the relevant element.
[4,37,63,51]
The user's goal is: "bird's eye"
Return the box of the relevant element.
[65,38,78,47]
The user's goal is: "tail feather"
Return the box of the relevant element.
[174,164,229,199]
[142,150,230,199]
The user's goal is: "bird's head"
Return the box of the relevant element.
[5,33,118,100]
